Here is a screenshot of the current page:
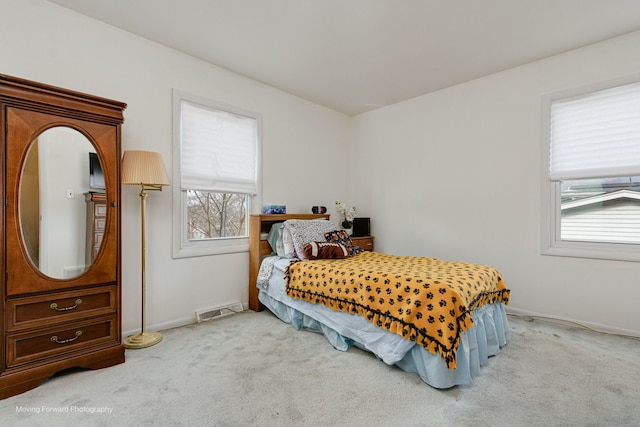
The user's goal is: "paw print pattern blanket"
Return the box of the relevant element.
[285,251,510,369]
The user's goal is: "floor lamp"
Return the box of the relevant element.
[121,150,170,349]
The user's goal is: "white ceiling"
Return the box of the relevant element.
[48,0,640,116]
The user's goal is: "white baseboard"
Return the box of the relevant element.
[505,307,640,338]
[122,304,251,340]
[123,305,639,343]
[121,316,197,340]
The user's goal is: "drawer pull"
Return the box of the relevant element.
[51,330,82,344]
[50,299,83,312]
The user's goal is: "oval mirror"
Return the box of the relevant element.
[19,126,106,279]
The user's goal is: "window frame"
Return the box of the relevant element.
[541,74,640,262]
[172,89,262,258]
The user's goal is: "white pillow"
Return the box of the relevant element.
[281,226,296,258]
[284,219,339,260]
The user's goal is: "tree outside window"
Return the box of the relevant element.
[186,191,247,239]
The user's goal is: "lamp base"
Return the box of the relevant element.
[123,331,163,349]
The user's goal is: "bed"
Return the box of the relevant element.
[248,213,511,389]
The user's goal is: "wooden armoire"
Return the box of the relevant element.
[0,74,126,398]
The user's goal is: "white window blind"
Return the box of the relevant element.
[180,100,257,194]
[549,82,640,181]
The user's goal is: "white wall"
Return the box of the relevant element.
[4,0,640,337]
[1,0,350,334]
[351,30,640,335]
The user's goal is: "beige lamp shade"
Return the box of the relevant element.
[121,150,170,186]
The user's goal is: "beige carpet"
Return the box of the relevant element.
[1,310,639,426]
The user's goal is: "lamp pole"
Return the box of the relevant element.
[123,184,163,349]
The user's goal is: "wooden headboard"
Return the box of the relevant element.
[248,213,331,311]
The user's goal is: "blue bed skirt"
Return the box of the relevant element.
[259,291,510,389]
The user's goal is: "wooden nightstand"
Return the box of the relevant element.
[350,235,374,251]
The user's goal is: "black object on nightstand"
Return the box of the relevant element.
[352,217,370,237]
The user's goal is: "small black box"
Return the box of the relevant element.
[352,217,370,237]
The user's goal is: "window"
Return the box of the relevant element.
[172,90,261,258]
[542,77,640,261]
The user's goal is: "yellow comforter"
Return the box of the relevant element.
[285,251,510,369]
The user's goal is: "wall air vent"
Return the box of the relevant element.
[196,302,243,323]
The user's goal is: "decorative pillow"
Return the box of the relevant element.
[301,241,350,260]
[284,219,339,260]
[324,230,365,256]
[281,226,296,258]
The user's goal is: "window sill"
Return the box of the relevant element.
[172,238,249,259]
[542,241,640,263]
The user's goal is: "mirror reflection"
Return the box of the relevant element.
[20,126,106,279]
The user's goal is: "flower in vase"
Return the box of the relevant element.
[335,201,357,229]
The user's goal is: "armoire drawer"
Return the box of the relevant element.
[5,286,117,332]
[6,316,119,368]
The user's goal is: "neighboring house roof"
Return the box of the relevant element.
[561,189,640,210]
[561,190,640,244]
